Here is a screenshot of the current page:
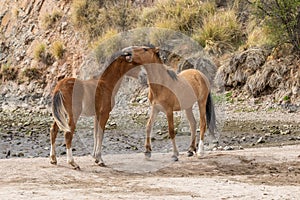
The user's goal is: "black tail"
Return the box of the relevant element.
[206,92,217,138]
[52,91,71,132]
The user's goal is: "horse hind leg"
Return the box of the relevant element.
[197,102,207,158]
[64,116,80,170]
[185,108,197,157]
[50,122,58,165]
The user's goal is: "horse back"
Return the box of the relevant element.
[178,69,210,99]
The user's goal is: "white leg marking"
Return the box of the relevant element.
[197,140,205,157]
[50,144,55,157]
[67,148,74,164]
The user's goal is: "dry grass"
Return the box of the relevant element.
[42,10,62,29]
[1,63,18,81]
[192,9,242,48]
[33,43,46,61]
[72,0,139,40]
[22,67,42,81]
[139,0,215,34]
[51,41,65,59]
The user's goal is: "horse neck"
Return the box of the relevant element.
[143,64,172,84]
[99,60,129,90]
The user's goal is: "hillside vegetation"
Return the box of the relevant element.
[0,0,299,103]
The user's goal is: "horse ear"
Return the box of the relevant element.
[154,47,160,53]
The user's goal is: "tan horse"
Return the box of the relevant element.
[123,46,217,161]
[50,51,137,169]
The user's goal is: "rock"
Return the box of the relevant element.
[256,136,265,144]
[280,130,291,135]
[224,146,234,151]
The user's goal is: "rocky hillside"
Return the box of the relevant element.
[0,0,87,102]
[0,0,299,107]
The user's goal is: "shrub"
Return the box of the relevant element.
[1,63,18,81]
[251,0,300,51]
[71,0,139,40]
[51,41,65,59]
[42,10,62,29]
[34,43,46,61]
[139,0,215,34]
[22,67,41,81]
[245,19,274,48]
[33,43,54,65]
[192,10,242,48]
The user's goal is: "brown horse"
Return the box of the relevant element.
[123,46,217,161]
[50,50,138,169]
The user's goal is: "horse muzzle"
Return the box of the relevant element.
[123,52,132,62]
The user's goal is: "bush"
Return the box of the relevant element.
[34,43,46,61]
[139,0,215,34]
[245,19,274,48]
[71,0,139,40]
[251,0,300,51]
[1,63,18,81]
[192,10,242,48]
[33,43,54,65]
[22,67,41,81]
[42,10,62,29]
[51,41,65,59]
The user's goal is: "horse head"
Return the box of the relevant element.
[122,45,162,65]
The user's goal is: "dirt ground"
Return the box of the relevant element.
[1,144,300,200]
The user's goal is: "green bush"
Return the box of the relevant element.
[251,0,300,51]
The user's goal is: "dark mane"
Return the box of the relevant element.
[166,68,178,81]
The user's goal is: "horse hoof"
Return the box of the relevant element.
[196,152,204,159]
[171,155,178,162]
[144,151,151,158]
[98,162,106,167]
[73,166,81,170]
[50,156,57,165]
[187,151,194,157]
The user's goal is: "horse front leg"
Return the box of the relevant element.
[144,106,159,159]
[92,117,98,158]
[50,122,58,164]
[166,111,179,161]
[94,111,109,167]
[185,108,197,157]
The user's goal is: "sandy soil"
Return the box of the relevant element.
[1,144,300,200]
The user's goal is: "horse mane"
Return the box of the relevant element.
[166,68,178,81]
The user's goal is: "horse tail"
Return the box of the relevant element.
[206,92,217,138]
[52,90,71,132]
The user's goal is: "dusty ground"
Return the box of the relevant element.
[1,79,300,199]
[0,145,300,200]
